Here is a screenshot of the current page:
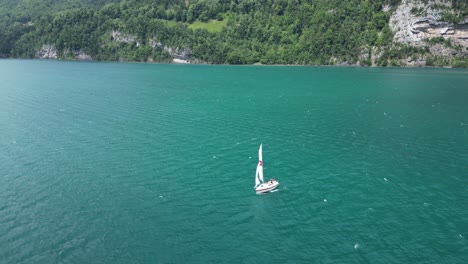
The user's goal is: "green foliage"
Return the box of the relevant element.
[410,7,425,16]
[439,0,468,23]
[452,60,468,68]
[452,0,468,21]
[426,56,451,67]
[425,56,466,68]
[375,44,428,67]
[188,19,227,32]
[425,36,452,48]
[0,0,117,19]
[0,0,465,67]
[440,12,459,24]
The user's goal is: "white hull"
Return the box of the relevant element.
[255,180,279,194]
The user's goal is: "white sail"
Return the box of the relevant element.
[254,144,264,187]
[258,144,263,182]
[258,143,263,161]
[255,165,261,187]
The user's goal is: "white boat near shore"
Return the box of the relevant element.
[172,58,189,64]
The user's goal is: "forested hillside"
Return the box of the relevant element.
[0,0,467,67]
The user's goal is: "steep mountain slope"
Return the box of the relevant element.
[0,0,116,17]
[0,0,466,66]
[389,0,467,66]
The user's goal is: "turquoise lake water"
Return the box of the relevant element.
[0,60,467,263]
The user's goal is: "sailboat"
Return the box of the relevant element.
[254,144,279,194]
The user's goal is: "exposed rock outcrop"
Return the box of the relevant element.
[112,30,141,47]
[390,0,468,49]
[65,49,93,61]
[75,51,92,61]
[36,45,92,60]
[149,39,193,63]
[109,31,193,63]
[36,44,58,59]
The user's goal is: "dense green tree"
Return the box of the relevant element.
[0,0,466,66]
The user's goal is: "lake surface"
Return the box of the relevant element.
[1,60,467,263]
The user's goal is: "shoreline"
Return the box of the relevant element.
[0,57,465,69]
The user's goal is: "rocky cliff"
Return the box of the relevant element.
[36,44,92,61]
[390,0,467,64]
